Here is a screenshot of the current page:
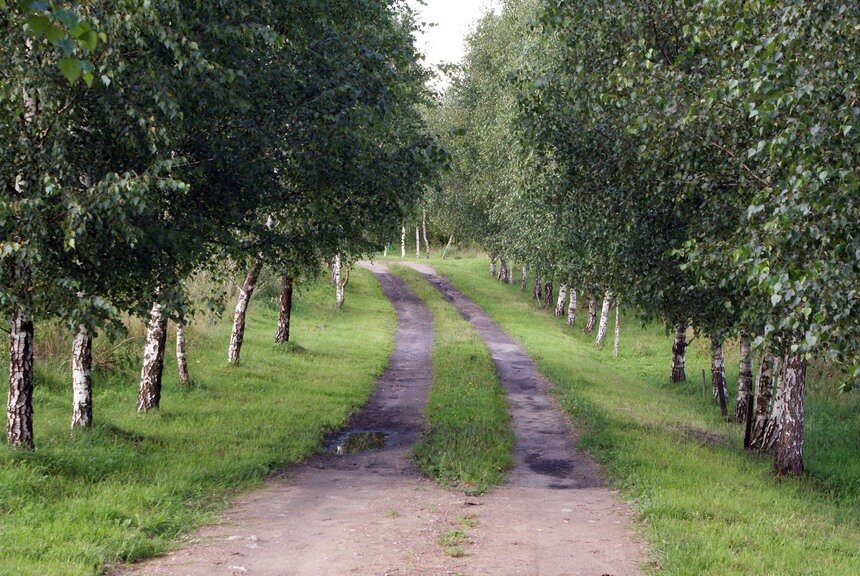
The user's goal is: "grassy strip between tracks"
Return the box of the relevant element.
[392,265,514,495]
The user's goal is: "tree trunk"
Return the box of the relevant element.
[595,291,611,345]
[520,266,527,291]
[533,275,542,301]
[567,287,578,326]
[8,305,35,448]
[442,234,454,259]
[774,354,806,476]
[176,323,190,387]
[7,52,37,448]
[735,336,753,422]
[383,244,388,257]
[275,274,294,344]
[613,303,621,357]
[415,226,420,258]
[749,353,775,449]
[555,284,568,316]
[422,210,430,258]
[583,295,598,333]
[333,254,345,309]
[490,253,498,278]
[499,258,508,283]
[138,301,168,412]
[761,357,784,450]
[543,281,553,308]
[400,225,406,258]
[712,338,728,417]
[670,325,687,382]
[71,325,93,428]
[228,260,263,365]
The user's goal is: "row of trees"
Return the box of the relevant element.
[2,1,438,448]
[427,0,858,476]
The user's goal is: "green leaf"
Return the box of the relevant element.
[58,57,82,84]
[78,30,97,52]
[26,15,51,35]
[53,9,78,29]
[44,25,64,43]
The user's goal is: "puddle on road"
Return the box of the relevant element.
[329,430,390,455]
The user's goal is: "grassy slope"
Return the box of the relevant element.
[0,269,395,576]
[428,255,859,576]
[391,265,514,494]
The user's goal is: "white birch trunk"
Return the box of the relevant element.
[595,291,611,345]
[520,266,527,291]
[670,325,687,382]
[567,287,577,326]
[750,352,775,449]
[333,253,345,309]
[442,234,454,259]
[8,74,37,448]
[401,226,406,258]
[735,336,753,422]
[383,244,388,257]
[176,323,190,386]
[71,325,93,427]
[543,281,553,308]
[583,295,597,333]
[415,226,420,258]
[490,254,498,278]
[555,284,568,316]
[711,338,728,416]
[762,357,785,450]
[422,210,430,258]
[228,260,262,365]
[274,275,293,343]
[8,302,35,448]
[774,354,806,475]
[138,301,167,412]
[613,303,621,357]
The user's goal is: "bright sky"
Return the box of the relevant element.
[408,0,501,81]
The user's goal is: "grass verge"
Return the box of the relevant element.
[391,265,514,494]
[426,256,860,576]
[0,269,395,576]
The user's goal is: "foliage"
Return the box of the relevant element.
[428,0,859,383]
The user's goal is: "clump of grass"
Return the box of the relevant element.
[0,270,396,576]
[432,256,860,576]
[437,529,471,557]
[392,266,515,494]
[458,513,479,528]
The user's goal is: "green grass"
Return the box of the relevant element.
[0,269,395,576]
[391,265,515,494]
[423,255,860,576]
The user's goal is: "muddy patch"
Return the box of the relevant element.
[328,429,390,455]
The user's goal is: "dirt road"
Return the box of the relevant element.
[120,263,642,576]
